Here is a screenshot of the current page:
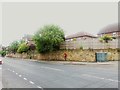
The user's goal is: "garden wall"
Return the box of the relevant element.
[6,49,120,62]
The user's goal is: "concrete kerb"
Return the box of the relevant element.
[49,61,117,65]
[26,58,117,65]
[4,57,118,65]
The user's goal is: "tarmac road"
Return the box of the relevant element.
[2,57,118,89]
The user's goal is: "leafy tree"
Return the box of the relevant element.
[99,35,113,43]
[99,35,113,49]
[33,24,65,53]
[9,41,19,54]
[19,40,25,44]
[0,50,6,57]
[17,43,29,53]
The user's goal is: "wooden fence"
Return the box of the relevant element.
[60,38,119,49]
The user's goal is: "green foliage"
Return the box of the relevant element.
[99,35,113,43]
[79,45,83,50]
[19,40,25,44]
[112,37,116,39]
[73,38,77,41]
[99,38,103,43]
[17,43,29,53]
[33,24,65,53]
[0,50,6,57]
[7,40,27,54]
[9,41,19,54]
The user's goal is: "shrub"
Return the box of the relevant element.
[9,41,19,54]
[17,43,29,53]
[0,50,6,57]
[99,35,113,43]
[80,45,83,50]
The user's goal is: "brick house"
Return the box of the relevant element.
[65,31,97,41]
[22,34,35,47]
[97,23,120,38]
[22,34,33,42]
[60,32,98,49]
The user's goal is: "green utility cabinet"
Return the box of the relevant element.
[96,52,108,62]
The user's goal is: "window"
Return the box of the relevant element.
[65,39,70,42]
[113,32,116,37]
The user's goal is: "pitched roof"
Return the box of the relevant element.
[97,23,119,35]
[65,31,97,40]
[22,34,33,41]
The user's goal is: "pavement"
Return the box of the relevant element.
[36,60,118,65]
[25,58,118,65]
[2,57,119,89]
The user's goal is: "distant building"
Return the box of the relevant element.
[60,32,97,49]
[22,34,33,42]
[97,23,120,38]
[65,31,97,41]
[22,34,35,46]
[0,45,2,51]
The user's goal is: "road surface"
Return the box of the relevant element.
[2,57,118,89]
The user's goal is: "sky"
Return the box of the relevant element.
[1,2,118,46]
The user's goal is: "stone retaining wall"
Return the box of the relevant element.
[6,49,120,62]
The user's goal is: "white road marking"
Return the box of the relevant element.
[107,79,119,82]
[23,78,27,80]
[29,81,34,84]
[108,79,116,82]
[82,74,119,82]
[7,68,43,89]
[37,86,42,88]
[41,66,64,71]
[99,77,105,80]
[19,75,22,77]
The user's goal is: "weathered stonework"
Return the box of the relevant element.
[6,49,120,62]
